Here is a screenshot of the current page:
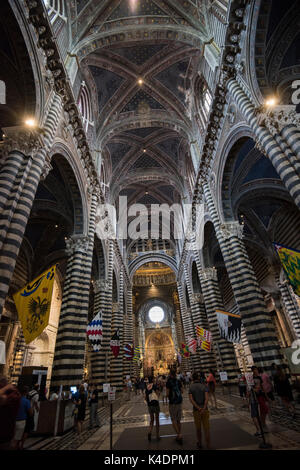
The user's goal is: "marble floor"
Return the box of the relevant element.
[24,388,300,451]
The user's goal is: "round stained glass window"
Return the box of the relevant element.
[148,306,164,323]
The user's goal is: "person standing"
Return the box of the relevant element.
[21,383,40,447]
[207,370,217,409]
[0,376,21,450]
[166,369,183,444]
[161,375,168,405]
[259,367,275,411]
[89,384,100,429]
[238,372,247,402]
[144,377,160,442]
[73,384,87,434]
[11,386,32,450]
[189,372,210,449]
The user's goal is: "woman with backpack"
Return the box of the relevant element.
[144,377,161,442]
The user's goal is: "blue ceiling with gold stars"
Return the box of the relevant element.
[121,89,165,113]
[89,66,124,110]
[112,44,167,66]
[154,60,189,103]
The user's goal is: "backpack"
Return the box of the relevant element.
[170,379,182,404]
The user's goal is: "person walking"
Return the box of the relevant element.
[73,384,87,434]
[207,369,217,409]
[161,375,168,405]
[11,385,32,450]
[0,376,21,450]
[89,384,100,429]
[166,369,183,445]
[144,377,160,442]
[189,372,210,449]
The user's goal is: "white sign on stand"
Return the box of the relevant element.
[219,371,228,382]
[103,383,110,393]
[108,387,116,401]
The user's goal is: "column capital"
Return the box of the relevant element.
[259,106,299,133]
[112,302,119,313]
[40,158,53,181]
[219,221,243,239]
[65,235,90,255]
[1,126,44,157]
[190,293,204,304]
[200,267,218,281]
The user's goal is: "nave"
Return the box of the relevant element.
[23,388,300,451]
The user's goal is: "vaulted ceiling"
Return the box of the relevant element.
[70,0,211,223]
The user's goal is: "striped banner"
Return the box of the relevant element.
[187,336,197,355]
[196,325,212,343]
[197,337,211,352]
[86,310,103,351]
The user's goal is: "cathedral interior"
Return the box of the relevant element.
[0,0,300,451]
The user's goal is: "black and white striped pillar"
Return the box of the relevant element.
[203,183,283,370]
[0,93,62,317]
[51,192,99,388]
[227,79,300,208]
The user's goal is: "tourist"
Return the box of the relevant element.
[0,376,21,450]
[125,377,132,401]
[11,385,32,450]
[166,369,183,444]
[206,369,217,409]
[144,377,160,441]
[49,387,59,401]
[274,365,296,418]
[89,384,100,429]
[247,369,269,436]
[161,375,168,405]
[259,367,275,411]
[189,372,210,449]
[73,384,87,434]
[237,372,247,401]
[22,383,40,443]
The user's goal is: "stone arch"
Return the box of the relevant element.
[49,144,88,236]
[129,253,178,280]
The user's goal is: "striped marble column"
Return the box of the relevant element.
[177,283,196,372]
[110,269,124,391]
[89,279,107,388]
[123,287,134,378]
[173,292,188,372]
[203,183,283,370]
[278,279,300,339]
[0,94,62,317]
[183,267,202,371]
[199,267,238,381]
[227,79,300,208]
[51,193,98,388]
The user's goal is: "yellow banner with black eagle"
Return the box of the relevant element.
[13,265,57,344]
[274,243,300,297]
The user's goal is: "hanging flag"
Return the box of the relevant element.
[124,343,134,360]
[187,336,197,355]
[110,329,120,358]
[86,310,103,351]
[274,243,300,296]
[196,326,212,343]
[13,265,57,344]
[198,337,211,352]
[216,310,242,343]
[133,346,141,362]
[181,343,190,358]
